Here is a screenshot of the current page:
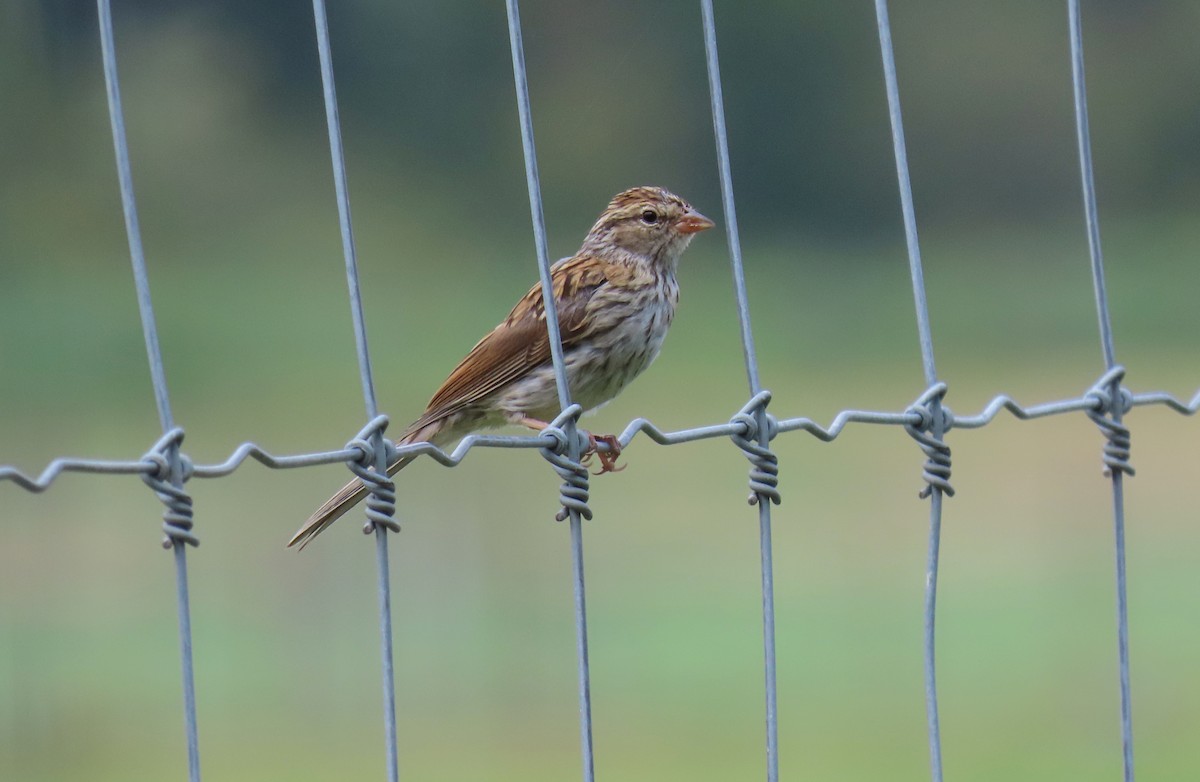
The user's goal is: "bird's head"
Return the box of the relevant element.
[582,186,714,266]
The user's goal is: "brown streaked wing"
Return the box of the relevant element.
[402,255,613,433]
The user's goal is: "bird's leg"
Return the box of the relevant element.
[518,417,624,474]
[586,433,625,475]
[518,416,551,433]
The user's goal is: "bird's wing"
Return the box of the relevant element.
[402,254,620,434]
[290,257,625,550]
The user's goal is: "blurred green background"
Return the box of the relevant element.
[2,1,1198,780]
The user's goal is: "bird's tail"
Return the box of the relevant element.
[287,419,445,550]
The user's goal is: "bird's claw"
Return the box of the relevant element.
[581,433,625,475]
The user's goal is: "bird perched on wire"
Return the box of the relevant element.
[289,185,714,549]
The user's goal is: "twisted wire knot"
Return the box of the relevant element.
[905,383,955,499]
[346,415,401,535]
[729,390,781,506]
[140,428,198,549]
[539,404,593,522]
[1085,366,1135,477]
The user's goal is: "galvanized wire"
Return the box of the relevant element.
[1067,1,1135,779]
[95,1,200,780]
[873,2,947,779]
[1,4,1197,782]
[309,1,399,779]
[700,4,782,781]
[5,385,1196,492]
[4,394,1196,782]
[504,3,595,781]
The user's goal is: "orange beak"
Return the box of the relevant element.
[676,209,716,234]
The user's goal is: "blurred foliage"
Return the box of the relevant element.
[2,0,1199,244]
[1,2,1198,781]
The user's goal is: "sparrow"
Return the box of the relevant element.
[288,186,714,549]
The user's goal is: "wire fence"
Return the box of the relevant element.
[3,1,1199,781]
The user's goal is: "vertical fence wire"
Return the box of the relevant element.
[68,5,1169,782]
[1068,1,1118,371]
[95,2,200,780]
[503,3,595,781]
[1067,2,1135,780]
[873,2,945,780]
[698,3,780,780]
[309,2,399,780]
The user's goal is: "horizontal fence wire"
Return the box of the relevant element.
[3,387,1198,492]
[4,3,1199,782]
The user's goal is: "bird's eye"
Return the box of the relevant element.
[640,210,659,225]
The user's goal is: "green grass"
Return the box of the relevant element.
[1,214,1198,781]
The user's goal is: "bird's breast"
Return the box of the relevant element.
[491,273,678,422]
[566,275,678,410]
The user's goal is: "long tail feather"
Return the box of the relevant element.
[287,454,416,550]
[288,418,453,550]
